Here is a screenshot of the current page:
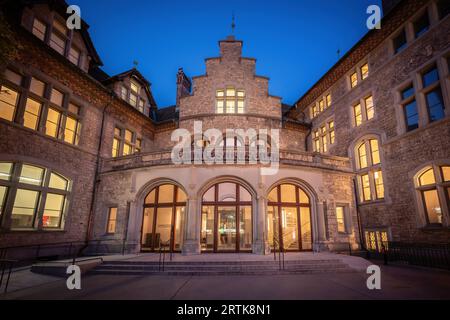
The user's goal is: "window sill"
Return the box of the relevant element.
[358,199,385,206]
[0,228,66,233]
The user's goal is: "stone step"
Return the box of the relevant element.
[104,259,343,266]
[97,263,349,271]
[90,268,357,276]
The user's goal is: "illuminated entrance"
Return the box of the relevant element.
[141,184,186,252]
[267,184,312,251]
[201,182,253,252]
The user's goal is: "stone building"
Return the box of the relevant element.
[0,0,448,258]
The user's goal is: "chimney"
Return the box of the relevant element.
[176,68,191,110]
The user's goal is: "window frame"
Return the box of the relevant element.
[0,162,71,231]
[215,88,245,114]
[351,94,375,127]
[111,126,142,158]
[414,164,450,227]
[0,69,84,146]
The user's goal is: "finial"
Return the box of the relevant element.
[231,11,236,35]
[133,60,139,69]
[336,49,341,59]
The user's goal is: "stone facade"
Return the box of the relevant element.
[0,0,448,259]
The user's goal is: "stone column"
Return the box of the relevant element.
[182,196,200,255]
[252,194,270,255]
[314,201,328,252]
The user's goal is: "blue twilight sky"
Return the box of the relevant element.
[74,0,383,107]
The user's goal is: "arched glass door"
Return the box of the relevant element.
[267,184,312,251]
[141,184,186,252]
[201,182,253,252]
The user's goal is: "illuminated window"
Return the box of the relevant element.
[267,184,311,251]
[23,98,42,130]
[142,184,187,252]
[365,96,374,120]
[313,120,334,153]
[311,104,318,118]
[312,130,320,152]
[319,100,324,112]
[361,174,371,201]
[374,170,384,199]
[64,115,81,145]
[358,144,368,169]
[326,94,332,107]
[361,63,369,80]
[365,230,388,252]
[353,103,362,126]
[112,127,141,157]
[216,88,245,114]
[328,121,335,144]
[350,72,358,88]
[45,108,62,138]
[355,137,384,203]
[0,163,70,230]
[32,18,47,41]
[336,206,346,233]
[0,85,19,121]
[415,166,450,226]
[106,207,118,234]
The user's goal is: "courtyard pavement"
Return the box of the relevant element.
[1,253,449,300]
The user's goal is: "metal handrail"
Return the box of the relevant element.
[272,229,285,270]
[158,240,170,272]
[0,259,17,294]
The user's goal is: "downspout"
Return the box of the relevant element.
[81,91,115,254]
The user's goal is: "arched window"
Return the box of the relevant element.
[0,162,70,230]
[354,137,384,202]
[141,184,186,251]
[267,184,312,251]
[201,182,252,252]
[415,165,450,226]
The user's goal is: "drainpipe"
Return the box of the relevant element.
[81,91,115,254]
[353,177,365,250]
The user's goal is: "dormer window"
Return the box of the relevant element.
[50,19,67,55]
[28,13,86,69]
[216,88,245,114]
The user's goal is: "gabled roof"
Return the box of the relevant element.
[20,0,103,66]
[102,68,157,107]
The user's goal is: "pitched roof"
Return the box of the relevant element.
[155,105,178,123]
[102,68,157,107]
[19,0,103,66]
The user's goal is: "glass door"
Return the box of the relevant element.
[217,206,237,251]
[281,207,299,251]
[154,207,172,250]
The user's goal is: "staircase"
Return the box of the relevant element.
[90,258,357,276]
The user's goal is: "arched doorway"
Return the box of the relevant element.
[201,182,253,252]
[267,184,312,251]
[141,184,187,252]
